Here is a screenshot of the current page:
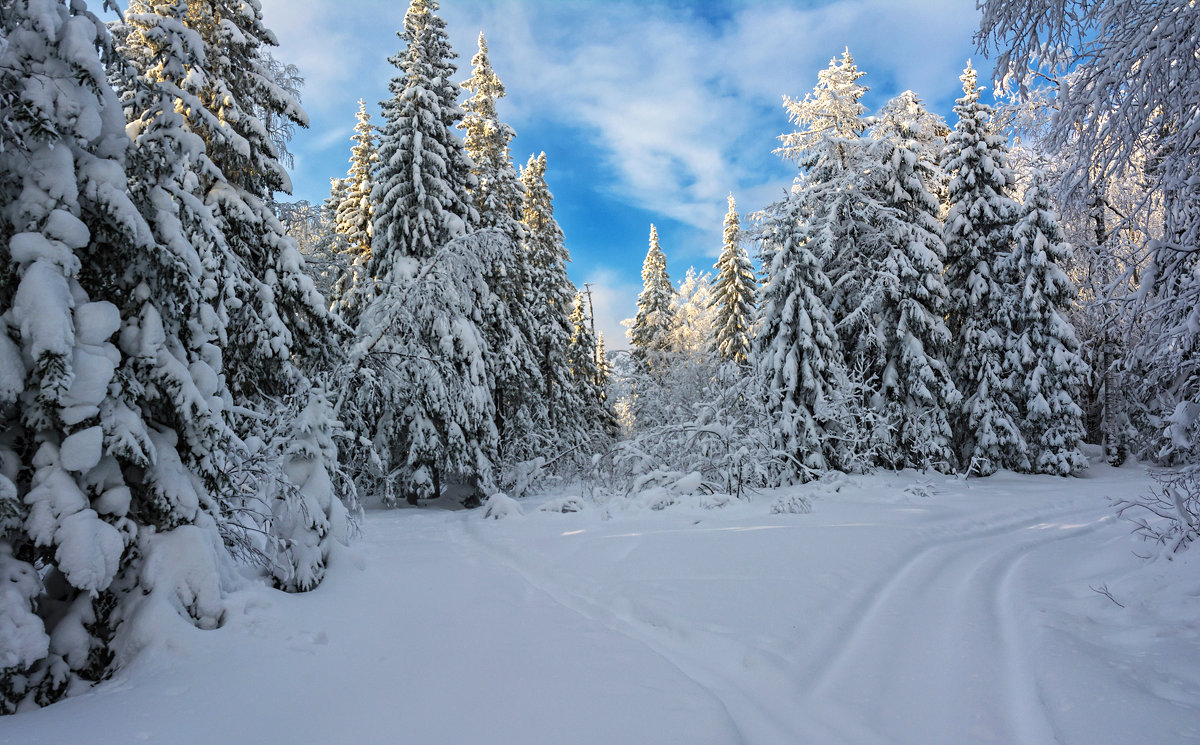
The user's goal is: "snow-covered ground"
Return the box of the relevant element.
[5,460,1199,745]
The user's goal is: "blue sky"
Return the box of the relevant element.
[259,0,993,347]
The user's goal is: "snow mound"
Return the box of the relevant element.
[539,496,586,514]
[483,493,522,520]
[770,492,813,515]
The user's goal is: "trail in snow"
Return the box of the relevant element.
[3,463,1198,745]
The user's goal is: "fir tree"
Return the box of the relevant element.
[460,34,542,459]
[370,0,476,276]
[754,198,848,481]
[943,63,1027,475]
[330,101,377,326]
[1004,171,1089,475]
[0,0,236,709]
[630,225,676,374]
[866,94,961,470]
[711,195,757,366]
[520,153,593,448]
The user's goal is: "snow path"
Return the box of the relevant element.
[4,465,1199,744]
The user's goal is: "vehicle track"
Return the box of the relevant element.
[456,497,1112,745]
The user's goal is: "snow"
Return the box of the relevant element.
[4,462,1198,743]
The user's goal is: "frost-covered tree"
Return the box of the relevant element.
[520,153,593,449]
[329,101,377,325]
[630,225,675,374]
[115,0,340,403]
[866,93,960,470]
[0,0,244,710]
[754,198,848,481]
[347,0,499,503]
[711,195,757,365]
[460,34,543,460]
[568,293,616,438]
[943,63,1027,475]
[338,232,505,504]
[1004,172,1089,475]
[979,1,1200,476]
[370,0,476,275]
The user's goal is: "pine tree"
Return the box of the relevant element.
[0,0,235,709]
[330,101,377,326]
[943,63,1028,475]
[711,195,757,365]
[630,225,676,373]
[568,293,617,438]
[866,93,960,470]
[370,0,476,275]
[1004,171,1089,475]
[114,0,350,593]
[346,0,499,503]
[460,34,543,459]
[754,198,848,481]
[520,153,593,447]
[116,0,340,403]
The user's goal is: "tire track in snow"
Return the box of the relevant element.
[455,497,1110,745]
[798,502,1109,744]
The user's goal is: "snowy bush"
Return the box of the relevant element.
[1117,467,1200,556]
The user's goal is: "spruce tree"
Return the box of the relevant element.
[0,0,236,709]
[460,33,543,458]
[330,101,377,326]
[520,153,592,447]
[1005,171,1089,475]
[115,0,340,403]
[866,93,960,470]
[943,63,1028,475]
[630,224,676,374]
[711,195,757,365]
[754,198,847,481]
[370,0,476,275]
[114,0,349,592]
[346,0,499,503]
[568,293,617,438]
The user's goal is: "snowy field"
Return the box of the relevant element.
[4,459,1198,745]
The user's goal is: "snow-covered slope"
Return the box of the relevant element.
[5,462,1198,745]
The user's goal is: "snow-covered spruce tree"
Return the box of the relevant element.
[943,63,1027,475]
[711,195,757,366]
[630,224,676,375]
[118,0,339,399]
[114,0,350,589]
[520,152,596,451]
[346,0,508,503]
[338,231,503,505]
[0,0,244,710]
[753,197,848,481]
[776,50,896,465]
[369,0,475,274]
[866,92,960,471]
[329,101,377,327]
[460,34,544,461]
[876,90,951,217]
[1003,171,1089,475]
[568,293,617,439]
